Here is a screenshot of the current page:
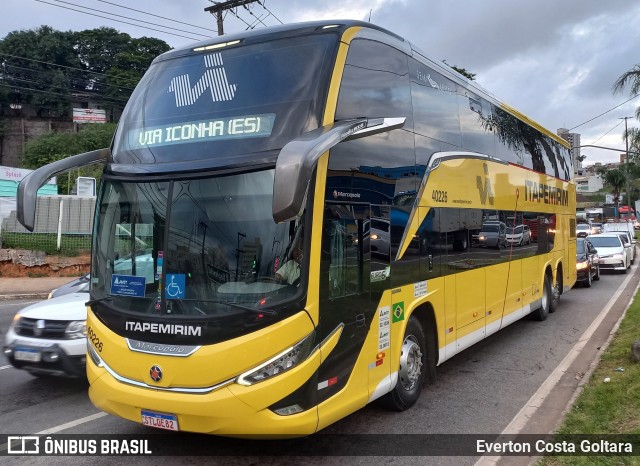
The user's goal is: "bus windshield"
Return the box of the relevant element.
[91,169,306,321]
[111,34,336,166]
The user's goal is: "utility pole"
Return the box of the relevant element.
[621,116,633,217]
[204,0,261,36]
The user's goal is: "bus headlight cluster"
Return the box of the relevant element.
[236,333,315,386]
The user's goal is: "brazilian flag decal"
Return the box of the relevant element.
[392,301,405,323]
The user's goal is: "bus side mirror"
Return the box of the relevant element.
[272,117,405,224]
[17,148,109,231]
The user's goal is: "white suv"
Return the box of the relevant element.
[3,292,89,377]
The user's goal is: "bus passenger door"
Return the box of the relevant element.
[317,203,374,414]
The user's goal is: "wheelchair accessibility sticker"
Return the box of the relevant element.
[165,273,185,299]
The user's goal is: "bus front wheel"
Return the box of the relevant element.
[382,316,433,411]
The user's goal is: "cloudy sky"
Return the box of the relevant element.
[2,0,640,166]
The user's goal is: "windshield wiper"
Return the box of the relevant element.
[206,300,278,317]
[85,295,115,308]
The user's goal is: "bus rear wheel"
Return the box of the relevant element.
[382,316,433,411]
[549,273,561,313]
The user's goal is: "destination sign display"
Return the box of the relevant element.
[128,113,276,149]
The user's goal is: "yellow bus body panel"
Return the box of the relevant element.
[87,308,324,436]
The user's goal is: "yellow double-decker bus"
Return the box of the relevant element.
[17,20,575,436]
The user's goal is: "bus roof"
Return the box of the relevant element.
[156,20,569,151]
[155,20,402,63]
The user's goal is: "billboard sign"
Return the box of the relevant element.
[73,108,107,124]
[0,165,56,185]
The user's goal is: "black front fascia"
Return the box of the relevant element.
[90,298,309,346]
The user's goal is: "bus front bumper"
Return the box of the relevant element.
[87,353,319,438]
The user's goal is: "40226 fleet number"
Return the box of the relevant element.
[87,326,103,352]
[432,190,448,203]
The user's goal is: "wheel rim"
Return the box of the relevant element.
[541,280,549,310]
[399,335,423,391]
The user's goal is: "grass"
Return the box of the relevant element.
[537,291,640,465]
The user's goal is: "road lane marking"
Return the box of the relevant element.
[35,412,109,434]
[0,412,109,453]
[0,365,13,371]
[476,263,639,466]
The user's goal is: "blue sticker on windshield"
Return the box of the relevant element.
[165,273,185,300]
[111,274,146,298]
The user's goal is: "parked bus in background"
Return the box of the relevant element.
[17,20,576,437]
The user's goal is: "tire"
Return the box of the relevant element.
[593,264,600,281]
[584,269,592,288]
[531,274,551,321]
[381,316,434,411]
[453,236,468,252]
[549,272,561,313]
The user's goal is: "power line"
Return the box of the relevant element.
[227,8,254,30]
[49,0,213,39]
[257,1,283,24]
[95,0,216,33]
[1,75,130,104]
[568,92,640,131]
[0,52,140,87]
[589,120,623,145]
[0,82,129,105]
[33,0,203,41]
[205,0,261,36]
[242,4,268,28]
[1,60,137,92]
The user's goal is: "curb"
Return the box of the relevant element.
[0,293,49,301]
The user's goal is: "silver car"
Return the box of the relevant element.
[4,292,89,377]
[587,234,630,273]
[612,231,635,264]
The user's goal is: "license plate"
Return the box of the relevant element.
[141,410,179,431]
[14,348,41,362]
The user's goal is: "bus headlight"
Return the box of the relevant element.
[237,333,315,386]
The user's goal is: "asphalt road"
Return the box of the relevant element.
[1,263,638,465]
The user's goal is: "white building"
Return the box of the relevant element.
[557,128,582,176]
[575,174,604,193]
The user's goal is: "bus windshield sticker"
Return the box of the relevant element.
[165,274,186,300]
[111,274,146,298]
[128,113,276,149]
[378,306,391,351]
[414,281,427,298]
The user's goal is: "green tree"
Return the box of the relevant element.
[603,168,627,206]
[0,26,170,119]
[442,60,476,81]
[613,65,640,152]
[23,123,115,194]
[0,26,79,116]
